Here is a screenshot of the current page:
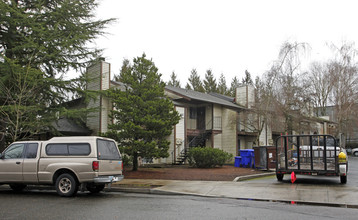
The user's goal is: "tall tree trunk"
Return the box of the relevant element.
[132,152,138,171]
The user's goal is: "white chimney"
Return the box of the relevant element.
[235,85,255,108]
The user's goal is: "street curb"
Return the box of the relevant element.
[110,187,358,209]
[108,187,184,195]
[233,172,275,182]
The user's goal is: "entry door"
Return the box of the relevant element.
[197,107,206,130]
[0,143,25,182]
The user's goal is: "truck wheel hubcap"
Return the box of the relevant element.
[59,178,71,193]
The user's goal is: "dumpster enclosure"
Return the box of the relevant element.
[253,146,276,170]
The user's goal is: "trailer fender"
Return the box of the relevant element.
[339,164,347,176]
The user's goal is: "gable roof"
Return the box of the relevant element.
[165,86,244,111]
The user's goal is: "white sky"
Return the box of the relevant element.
[90,0,358,86]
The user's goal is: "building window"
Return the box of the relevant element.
[189,107,197,119]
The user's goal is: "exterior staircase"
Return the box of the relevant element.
[172,130,212,165]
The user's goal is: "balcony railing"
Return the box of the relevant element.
[187,116,222,130]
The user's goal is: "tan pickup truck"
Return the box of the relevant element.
[0,136,124,196]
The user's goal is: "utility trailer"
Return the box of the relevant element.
[276,134,348,184]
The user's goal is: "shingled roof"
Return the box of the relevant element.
[165,86,244,111]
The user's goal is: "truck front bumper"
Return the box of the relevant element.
[93,175,124,183]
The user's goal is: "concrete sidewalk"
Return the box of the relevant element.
[112,177,358,208]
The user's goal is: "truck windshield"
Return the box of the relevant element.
[97,139,121,160]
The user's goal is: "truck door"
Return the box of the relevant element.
[0,143,25,182]
[22,143,39,182]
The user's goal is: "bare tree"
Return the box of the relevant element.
[328,42,358,137]
[270,41,310,134]
[304,62,333,116]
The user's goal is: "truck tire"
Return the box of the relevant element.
[86,184,105,193]
[340,175,347,184]
[276,174,284,181]
[55,173,78,197]
[354,151,358,157]
[9,184,27,192]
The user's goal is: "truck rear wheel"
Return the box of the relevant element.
[55,173,78,197]
[340,175,347,184]
[86,184,105,193]
[9,184,27,192]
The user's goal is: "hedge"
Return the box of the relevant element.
[187,147,233,168]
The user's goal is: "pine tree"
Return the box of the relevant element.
[114,59,131,82]
[167,71,181,87]
[187,69,205,92]
[217,73,228,95]
[203,69,217,93]
[0,0,113,146]
[228,76,240,96]
[242,70,253,85]
[104,54,180,171]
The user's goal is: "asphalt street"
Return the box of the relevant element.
[0,190,357,220]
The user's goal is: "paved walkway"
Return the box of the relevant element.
[113,177,358,208]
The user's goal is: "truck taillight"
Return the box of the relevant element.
[92,161,99,171]
[121,161,123,171]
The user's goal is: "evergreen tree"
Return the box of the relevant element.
[242,70,253,85]
[203,69,217,93]
[0,0,113,146]
[167,71,181,87]
[217,73,228,95]
[187,69,205,92]
[114,59,131,82]
[185,83,191,90]
[228,76,240,96]
[104,54,180,171]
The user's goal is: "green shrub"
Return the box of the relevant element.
[122,154,132,167]
[187,147,233,168]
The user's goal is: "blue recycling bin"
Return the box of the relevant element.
[234,156,242,167]
[240,149,255,168]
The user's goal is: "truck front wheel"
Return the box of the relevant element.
[55,173,78,197]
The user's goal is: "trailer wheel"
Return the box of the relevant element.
[340,175,347,184]
[276,174,284,181]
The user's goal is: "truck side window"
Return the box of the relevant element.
[25,143,38,158]
[46,144,68,155]
[4,144,25,159]
[46,143,90,156]
[68,144,91,155]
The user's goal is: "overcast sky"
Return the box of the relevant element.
[92,0,358,87]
